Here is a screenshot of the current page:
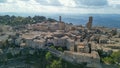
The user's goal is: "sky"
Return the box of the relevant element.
[0,0,120,14]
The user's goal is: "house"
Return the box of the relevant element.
[66,39,75,51]
[76,42,90,53]
[33,39,45,49]
[99,35,108,44]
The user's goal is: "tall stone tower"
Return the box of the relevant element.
[59,16,61,23]
[86,16,93,29]
[59,16,65,30]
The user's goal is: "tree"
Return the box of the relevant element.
[45,52,52,61]
[111,51,120,64]
[58,47,63,52]
[50,46,56,50]
[0,15,58,26]
[102,51,120,65]
[118,65,120,68]
[33,16,46,23]
[47,18,57,22]
[50,59,62,68]
[102,57,113,64]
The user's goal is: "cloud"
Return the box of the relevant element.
[0,0,120,14]
[108,0,120,8]
[35,0,61,6]
[20,0,30,1]
[78,0,108,6]
[58,0,77,7]
[74,0,108,8]
[0,0,7,3]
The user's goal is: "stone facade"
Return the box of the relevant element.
[62,51,101,68]
[76,42,90,53]
[86,16,93,29]
[66,39,75,51]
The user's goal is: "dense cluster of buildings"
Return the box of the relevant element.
[0,16,120,68]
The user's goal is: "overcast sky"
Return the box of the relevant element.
[0,0,120,14]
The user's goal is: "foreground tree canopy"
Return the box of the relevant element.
[102,51,120,65]
[0,15,57,26]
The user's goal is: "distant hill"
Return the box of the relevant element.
[0,12,120,28]
[51,14,120,28]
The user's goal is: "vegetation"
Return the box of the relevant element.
[50,46,65,52]
[0,44,87,68]
[102,51,120,65]
[58,47,63,52]
[102,57,113,64]
[0,15,57,26]
[50,46,56,50]
[50,59,62,68]
[45,52,52,61]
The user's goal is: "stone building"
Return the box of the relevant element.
[86,16,93,29]
[58,16,65,30]
[66,39,75,51]
[48,22,59,32]
[53,37,67,47]
[62,51,101,68]
[76,42,90,53]
[33,39,45,49]
[59,22,65,30]
[99,35,108,44]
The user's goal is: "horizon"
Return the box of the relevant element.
[1,12,120,17]
[0,13,120,29]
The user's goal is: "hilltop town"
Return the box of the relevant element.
[0,16,120,68]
